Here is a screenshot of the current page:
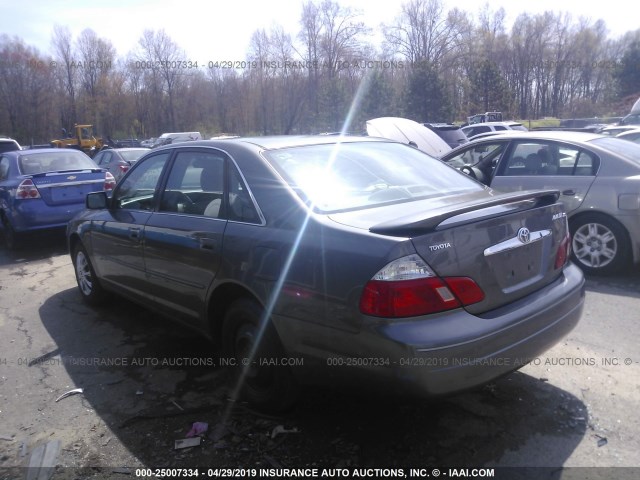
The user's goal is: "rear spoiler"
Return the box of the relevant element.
[370,190,560,236]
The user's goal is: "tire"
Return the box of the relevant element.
[1,216,19,250]
[72,243,107,305]
[570,214,630,275]
[222,298,298,412]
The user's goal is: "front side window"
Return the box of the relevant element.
[444,142,505,168]
[114,152,170,211]
[158,150,226,217]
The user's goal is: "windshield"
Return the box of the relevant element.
[263,141,483,212]
[590,137,640,163]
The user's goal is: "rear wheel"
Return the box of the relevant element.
[72,243,107,305]
[1,215,19,250]
[570,214,630,275]
[222,298,298,412]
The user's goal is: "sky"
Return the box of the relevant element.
[1,0,637,63]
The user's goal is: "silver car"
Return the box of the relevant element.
[441,131,640,274]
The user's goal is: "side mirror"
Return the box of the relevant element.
[86,191,108,209]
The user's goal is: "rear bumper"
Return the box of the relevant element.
[276,263,585,396]
[5,200,85,232]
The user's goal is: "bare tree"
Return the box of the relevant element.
[384,0,467,66]
[51,25,77,124]
[137,29,185,131]
[76,29,115,130]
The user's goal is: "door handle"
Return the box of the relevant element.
[129,227,141,242]
[562,189,576,196]
[199,238,216,250]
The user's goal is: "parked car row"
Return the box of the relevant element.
[7,120,640,412]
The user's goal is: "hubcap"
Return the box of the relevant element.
[572,222,617,269]
[75,251,93,296]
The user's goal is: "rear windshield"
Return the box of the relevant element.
[590,137,640,163]
[436,129,467,143]
[19,150,98,174]
[263,141,483,212]
[119,149,149,162]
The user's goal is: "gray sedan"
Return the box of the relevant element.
[92,147,150,181]
[441,131,640,275]
[67,136,584,410]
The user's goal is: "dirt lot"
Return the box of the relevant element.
[0,235,639,480]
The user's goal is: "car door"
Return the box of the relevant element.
[89,151,171,298]
[142,149,228,323]
[490,140,599,213]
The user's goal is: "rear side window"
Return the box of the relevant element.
[497,141,599,176]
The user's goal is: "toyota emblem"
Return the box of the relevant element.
[517,227,531,244]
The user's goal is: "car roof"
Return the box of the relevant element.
[617,128,640,136]
[444,131,608,158]
[163,135,390,151]
[107,147,150,151]
[464,121,524,128]
[465,130,603,142]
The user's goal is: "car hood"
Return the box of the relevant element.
[366,117,452,157]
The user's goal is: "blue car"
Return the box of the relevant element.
[0,148,115,248]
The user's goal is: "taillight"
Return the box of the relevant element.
[16,179,41,199]
[104,172,116,191]
[359,254,484,318]
[118,165,129,174]
[555,232,571,269]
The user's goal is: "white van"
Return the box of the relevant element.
[152,132,202,148]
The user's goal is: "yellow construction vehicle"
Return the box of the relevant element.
[50,124,105,156]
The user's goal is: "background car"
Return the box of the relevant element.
[68,136,583,411]
[462,121,528,140]
[616,128,640,143]
[619,113,640,126]
[441,131,640,275]
[140,137,157,148]
[423,123,468,148]
[93,147,150,181]
[0,137,21,153]
[599,125,638,136]
[366,117,451,156]
[0,148,115,248]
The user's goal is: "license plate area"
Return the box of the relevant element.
[490,241,544,292]
[51,185,88,203]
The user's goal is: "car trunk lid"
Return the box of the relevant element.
[332,189,569,314]
[30,170,106,206]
